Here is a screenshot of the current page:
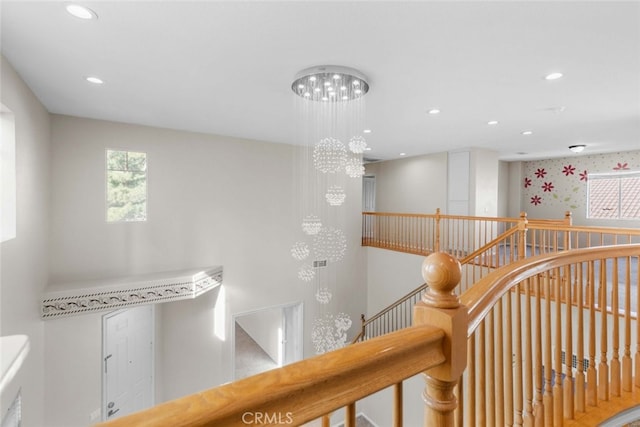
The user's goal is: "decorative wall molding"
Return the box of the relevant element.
[42,266,222,319]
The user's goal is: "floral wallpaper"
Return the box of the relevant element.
[522,150,640,215]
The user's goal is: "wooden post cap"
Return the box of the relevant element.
[421,252,461,308]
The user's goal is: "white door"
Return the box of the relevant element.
[103,305,154,421]
[281,303,303,366]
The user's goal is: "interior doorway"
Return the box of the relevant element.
[363,175,376,212]
[102,305,154,422]
[233,302,303,380]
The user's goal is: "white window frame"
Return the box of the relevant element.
[105,149,148,223]
[587,170,640,220]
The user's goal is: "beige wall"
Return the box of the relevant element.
[520,150,640,226]
[0,55,50,427]
[44,115,367,425]
[365,152,448,214]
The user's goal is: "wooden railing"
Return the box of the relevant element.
[351,283,428,343]
[362,209,529,258]
[95,290,453,426]
[358,210,640,343]
[459,244,640,426]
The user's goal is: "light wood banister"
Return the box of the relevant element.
[458,227,519,265]
[461,244,640,337]
[97,325,446,427]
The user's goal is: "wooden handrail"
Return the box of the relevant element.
[527,223,640,235]
[97,325,446,427]
[458,227,519,265]
[352,283,428,343]
[461,244,640,336]
[363,210,523,223]
[459,243,640,425]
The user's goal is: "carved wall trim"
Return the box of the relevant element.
[42,267,222,319]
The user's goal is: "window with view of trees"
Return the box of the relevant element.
[587,171,640,220]
[106,150,147,222]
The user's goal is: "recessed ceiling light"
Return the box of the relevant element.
[487,120,499,125]
[428,109,441,115]
[363,129,372,134]
[569,144,586,153]
[521,130,533,136]
[66,4,97,20]
[85,76,104,84]
[545,72,563,80]
[399,152,406,156]
[364,147,372,151]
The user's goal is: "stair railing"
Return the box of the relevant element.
[351,283,428,343]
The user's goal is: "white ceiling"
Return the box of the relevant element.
[1,1,639,161]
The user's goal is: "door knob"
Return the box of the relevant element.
[108,408,120,417]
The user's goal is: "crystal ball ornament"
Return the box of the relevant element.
[313,227,347,262]
[345,157,365,178]
[325,186,346,206]
[290,242,310,260]
[334,312,353,335]
[298,264,315,282]
[348,136,368,154]
[315,288,332,304]
[302,215,322,235]
[311,313,353,354]
[313,138,347,173]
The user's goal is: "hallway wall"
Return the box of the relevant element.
[0,55,50,427]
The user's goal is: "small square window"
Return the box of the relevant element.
[106,150,147,222]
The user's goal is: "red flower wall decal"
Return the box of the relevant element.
[580,170,588,181]
[534,168,547,178]
[530,195,542,205]
[524,177,532,188]
[542,182,554,192]
[613,162,629,170]
[562,165,575,176]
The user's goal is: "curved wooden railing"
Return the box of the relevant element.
[458,244,640,426]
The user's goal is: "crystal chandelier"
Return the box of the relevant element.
[291,65,370,102]
[292,65,369,354]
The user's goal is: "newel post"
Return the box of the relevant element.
[564,210,573,226]
[517,211,528,260]
[414,252,467,427]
